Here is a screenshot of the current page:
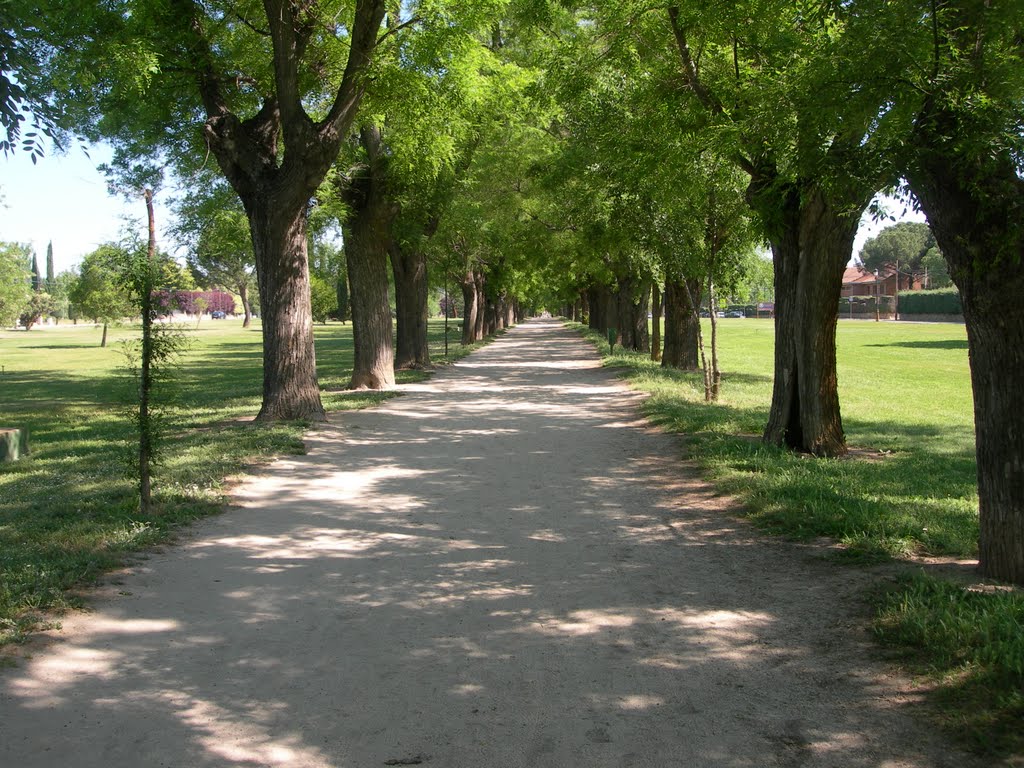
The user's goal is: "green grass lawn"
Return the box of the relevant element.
[0,317,473,645]
[581,317,1024,759]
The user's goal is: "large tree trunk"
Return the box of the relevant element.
[186,0,386,421]
[390,243,430,369]
[616,275,638,350]
[906,107,1024,583]
[753,178,863,457]
[247,198,326,420]
[342,127,396,390]
[460,270,478,346]
[662,276,701,370]
[615,275,650,353]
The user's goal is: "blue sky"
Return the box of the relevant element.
[0,143,175,275]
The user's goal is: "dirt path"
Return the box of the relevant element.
[1,319,982,767]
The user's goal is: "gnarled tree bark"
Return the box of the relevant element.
[179,0,387,420]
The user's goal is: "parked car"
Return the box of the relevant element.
[211,311,226,319]
[725,310,745,318]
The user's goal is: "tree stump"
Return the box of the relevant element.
[0,428,29,462]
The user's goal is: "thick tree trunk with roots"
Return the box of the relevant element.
[182,0,387,419]
[754,179,864,457]
[390,243,430,369]
[662,277,701,370]
[906,108,1024,583]
[247,198,326,420]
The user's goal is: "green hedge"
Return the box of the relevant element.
[899,288,962,315]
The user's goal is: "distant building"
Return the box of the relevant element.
[841,266,922,298]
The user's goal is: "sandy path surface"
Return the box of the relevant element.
[1,319,982,767]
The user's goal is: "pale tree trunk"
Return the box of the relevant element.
[238,281,252,328]
[706,277,720,401]
[651,283,662,362]
[906,103,1024,583]
[473,272,486,341]
[390,242,430,369]
[138,189,156,513]
[461,270,478,346]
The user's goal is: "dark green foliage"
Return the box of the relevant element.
[899,289,962,316]
[874,574,1024,756]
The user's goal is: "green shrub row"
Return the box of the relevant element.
[899,288,962,315]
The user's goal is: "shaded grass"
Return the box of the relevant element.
[874,574,1024,757]
[574,319,978,562]
[0,318,474,644]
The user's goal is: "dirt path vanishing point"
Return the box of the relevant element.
[0,319,986,768]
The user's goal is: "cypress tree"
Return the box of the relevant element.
[45,241,54,291]
[30,252,41,292]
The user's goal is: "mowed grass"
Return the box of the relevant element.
[586,318,977,561]
[581,317,1024,758]
[0,318,472,644]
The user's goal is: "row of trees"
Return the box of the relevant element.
[5,2,1023,582]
